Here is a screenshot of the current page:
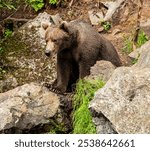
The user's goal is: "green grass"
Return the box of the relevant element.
[122,30,148,54]
[122,37,133,54]
[73,79,105,134]
[0,0,16,9]
[49,0,58,5]
[137,30,148,48]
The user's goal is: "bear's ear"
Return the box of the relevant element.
[59,21,69,33]
[42,23,49,30]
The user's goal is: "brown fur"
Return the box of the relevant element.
[42,20,122,93]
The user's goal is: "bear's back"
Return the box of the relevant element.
[69,20,102,51]
[68,20,122,66]
[69,20,100,40]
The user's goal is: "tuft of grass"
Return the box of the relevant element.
[0,0,16,9]
[122,30,148,54]
[137,30,148,48]
[49,0,58,5]
[73,79,105,134]
[122,37,133,54]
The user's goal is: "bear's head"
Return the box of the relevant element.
[42,22,76,57]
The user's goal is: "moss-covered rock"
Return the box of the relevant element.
[0,12,57,92]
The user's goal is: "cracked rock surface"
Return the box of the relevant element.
[90,41,150,134]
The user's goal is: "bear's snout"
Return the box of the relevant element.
[45,50,51,57]
[45,41,55,57]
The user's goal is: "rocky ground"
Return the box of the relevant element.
[0,0,150,133]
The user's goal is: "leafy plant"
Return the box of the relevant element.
[4,29,13,38]
[101,21,111,31]
[137,30,148,48]
[0,0,15,9]
[73,79,105,134]
[27,0,44,11]
[49,0,58,5]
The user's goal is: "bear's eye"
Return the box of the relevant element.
[52,39,57,43]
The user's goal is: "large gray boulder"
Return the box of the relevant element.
[132,41,150,69]
[91,0,138,25]
[0,83,59,132]
[129,40,150,61]
[140,19,150,38]
[88,60,116,82]
[0,12,62,93]
[89,41,150,134]
[0,83,72,133]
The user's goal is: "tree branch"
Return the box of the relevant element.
[0,5,21,23]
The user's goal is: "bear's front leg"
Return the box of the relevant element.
[79,60,94,79]
[54,58,71,93]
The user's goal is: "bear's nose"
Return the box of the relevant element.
[45,51,51,57]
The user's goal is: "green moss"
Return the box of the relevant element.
[0,31,35,84]
[0,32,27,57]
[73,79,105,134]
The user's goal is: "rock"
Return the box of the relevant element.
[0,12,63,91]
[89,41,150,134]
[20,12,62,49]
[0,83,72,133]
[0,75,18,93]
[100,0,138,25]
[88,10,104,25]
[87,61,116,82]
[140,19,150,37]
[129,40,150,61]
[0,83,59,132]
[90,109,117,134]
[103,0,125,21]
[25,12,62,28]
[98,27,104,33]
[112,28,121,35]
[134,42,150,69]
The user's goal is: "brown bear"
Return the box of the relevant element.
[42,20,122,93]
